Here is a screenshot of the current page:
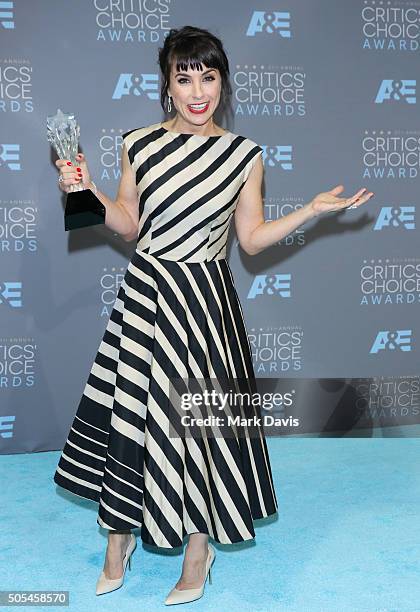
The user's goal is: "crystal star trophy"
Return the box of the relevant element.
[47,108,106,231]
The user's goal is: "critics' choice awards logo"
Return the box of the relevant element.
[374,205,415,230]
[355,376,420,421]
[235,197,306,248]
[100,266,125,316]
[0,59,33,112]
[369,330,412,353]
[0,201,38,252]
[360,258,420,305]
[0,143,20,170]
[0,338,36,388]
[0,281,22,307]
[99,129,124,181]
[112,72,159,99]
[361,2,420,51]
[246,11,291,37]
[362,129,420,179]
[0,1,14,29]
[249,326,303,373]
[264,197,306,246]
[247,273,291,299]
[94,0,171,43]
[375,79,416,103]
[233,64,305,117]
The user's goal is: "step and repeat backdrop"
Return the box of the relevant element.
[1,0,419,452]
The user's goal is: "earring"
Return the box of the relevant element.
[167,95,172,113]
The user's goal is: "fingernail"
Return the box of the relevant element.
[67,162,72,166]
[76,167,81,172]
[78,172,82,177]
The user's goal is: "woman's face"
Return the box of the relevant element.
[167,61,222,126]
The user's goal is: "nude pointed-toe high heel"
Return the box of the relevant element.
[96,533,137,596]
[164,543,216,605]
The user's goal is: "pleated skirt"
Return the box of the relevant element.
[53,249,278,548]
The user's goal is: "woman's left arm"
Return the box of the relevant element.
[234,157,374,256]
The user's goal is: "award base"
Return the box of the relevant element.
[64,188,106,231]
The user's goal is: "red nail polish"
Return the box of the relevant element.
[78,172,82,177]
[76,167,81,172]
[67,162,72,166]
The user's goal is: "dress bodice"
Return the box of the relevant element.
[122,122,263,262]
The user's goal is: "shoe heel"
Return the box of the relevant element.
[96,533,136,596]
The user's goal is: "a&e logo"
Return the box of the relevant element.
[112,73,159,100]
[370,330,412,353]
[248,274,291,299]
[262,145,292,169]
[0,281,22,307]
[0,416,15,438]
[0,144,20,170]
[374,206,415,230]
[246,11,291,37]
[0,1,14,29]
[375,80,416,104]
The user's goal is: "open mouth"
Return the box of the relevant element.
[187,102,210,114]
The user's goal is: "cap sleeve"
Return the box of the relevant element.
[122,129,139,166]
[242,140,263,182]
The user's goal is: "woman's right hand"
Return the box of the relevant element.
[55,152,92,193]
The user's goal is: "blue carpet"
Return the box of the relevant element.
[1,432,419,611]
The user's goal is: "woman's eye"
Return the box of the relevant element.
[177,76,215,84]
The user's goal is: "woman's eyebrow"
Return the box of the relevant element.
[174,69,216,77]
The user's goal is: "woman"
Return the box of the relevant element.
[53,25,373,605]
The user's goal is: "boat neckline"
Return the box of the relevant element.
[159,122,230,139]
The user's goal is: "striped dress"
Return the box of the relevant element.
[53,121,278,548]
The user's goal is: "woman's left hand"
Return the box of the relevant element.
[309,185,374,218]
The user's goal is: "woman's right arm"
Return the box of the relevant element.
[56,140,139,242]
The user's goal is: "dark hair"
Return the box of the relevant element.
[158,25,232,113]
